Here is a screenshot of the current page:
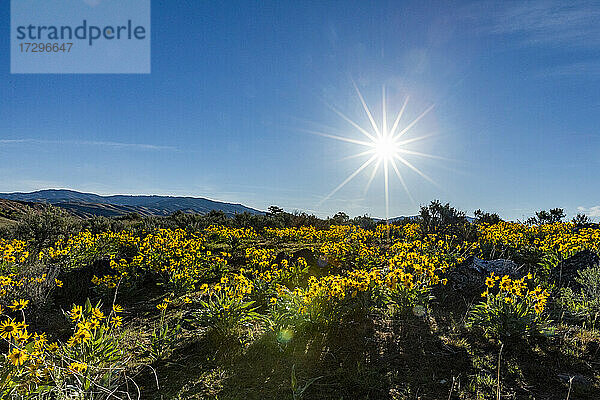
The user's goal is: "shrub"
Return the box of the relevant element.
[10,206,81,251]
[467,274,550,339]
[146,300,182,360]
[526,208,565,225]
[0,239,30,274]
[195,274,263,336]
[0,299,129,398]
[384,267,435,315]
[57,300,128,398]
[269,270,383,332]
[572,213,591,226]
[474,209,502,225]
[419,200,476,242]
[558,265,600,329]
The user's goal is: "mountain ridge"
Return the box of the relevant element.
[0,189,263,218]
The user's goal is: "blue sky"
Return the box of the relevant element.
[1,0,599,220]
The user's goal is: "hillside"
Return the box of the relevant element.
[0,189,263,217]
[0,198,45,225]
[0,215,16,228]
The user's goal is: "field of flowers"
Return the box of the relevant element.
[0,219,599,399]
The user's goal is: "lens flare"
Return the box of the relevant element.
[316,83,440,221]
[277,328,294,344]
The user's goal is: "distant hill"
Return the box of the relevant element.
[0,189,264,218]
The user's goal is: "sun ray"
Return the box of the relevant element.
[353,80,382,138]
[395,132,437,146]
[326,103,378,142]
[364,158,381,195]
[390,157,415,205]
[397,148,454,161]
[383,160,389,221]
[382,86,387,138]
[339,149,376,161]
[393,103,435,140]
[389,95,410,138]
[298,128,374,147]
[319,154,378,204]
[394,154,440,188]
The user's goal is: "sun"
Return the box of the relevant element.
[373,135,397,160]
[311,83,439,221]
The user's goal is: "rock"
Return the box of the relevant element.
[56,258,113,306]
[446,256,520,291]
[273,248,329,280]
[292,248,318,266]
[317,255,329,268]
[273,251,287,266]
[552,250,599,289]
[274,248,325,269]
[557,373,591,386]
[467,256,520,276]
[297,249,331,270]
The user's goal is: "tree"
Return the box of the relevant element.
[268,205,284,215]
[419,200,474,241]
[474,209,502,225]
[330,212,350,226]
[572,213,591,226]
[351,214,377,230]
[527,208,565,225]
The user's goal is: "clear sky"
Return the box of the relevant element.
[1,1,599,221]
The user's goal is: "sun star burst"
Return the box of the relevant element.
[318,83,439,221]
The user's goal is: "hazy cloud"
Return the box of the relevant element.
[82,0,102,7]
[577,206,600,217]
[537,60,600,78]
[467,1,600,48]
[0,139,176,151]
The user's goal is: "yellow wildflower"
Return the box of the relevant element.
[7,348,28,366]
[9,299,29,311]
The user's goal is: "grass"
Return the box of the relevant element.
[122,279,599,400]
[15,319,600,400]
